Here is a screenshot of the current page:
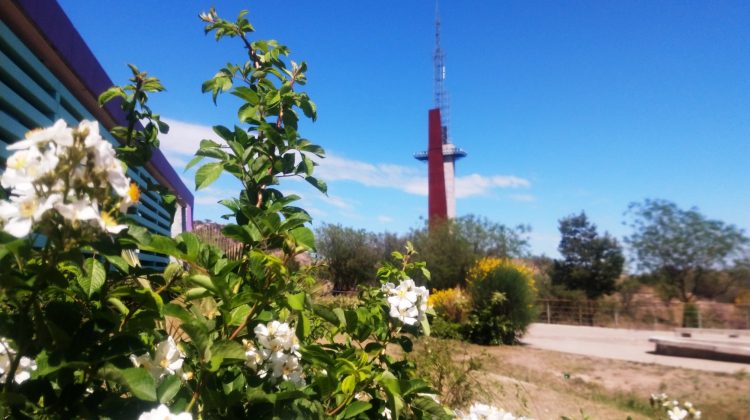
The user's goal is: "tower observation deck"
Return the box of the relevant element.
[415,2,466,221]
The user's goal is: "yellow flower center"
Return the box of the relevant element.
[127,182,140,203]
[100,211,117,227]
[19,200,38,218]
[7,153,28,170]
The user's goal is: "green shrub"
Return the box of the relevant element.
[683,302,700,327]
[464,258,537,345]
[410,337,487,409]
[430,315,464,340]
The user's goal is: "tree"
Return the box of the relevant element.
[410,215,530,289]
[315,223,380,291]
[410,219,475,290]
[625,199,749,302]
[455,214,530,258]
[553,212,624,299]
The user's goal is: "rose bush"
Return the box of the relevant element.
[0,8,449,419]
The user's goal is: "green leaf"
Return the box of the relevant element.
[98,87,125,105]
[157,374,181,403]
[99,365,157,401]
[164,303,193,322]
[343,400,372,419]
[185,155,205,171]
[286,292,306,311]
[79,258,106,298]
[304,176,327,194]
[397,335,413,352]
[296,312,311,339]
[228,304,251,326]
[211,340,246,360]
[187,274,218,294]
[411,395,451,419]
[312,304,339,326]
[420,317,431,337]
[341,374,356,394]
[103,254,129,273]
[107,297,129,316]
[195,162,224,190]
[290,227,315,251]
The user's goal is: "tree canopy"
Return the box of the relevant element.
[624,199,749,301]
[552,212,624,299]
[410,215,530,290]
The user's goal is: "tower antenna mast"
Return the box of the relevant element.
[433,0,449,142]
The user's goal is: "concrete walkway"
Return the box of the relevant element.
[521,323,750,374]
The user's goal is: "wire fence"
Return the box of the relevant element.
[536,299,750,330]
[193,222,243,260]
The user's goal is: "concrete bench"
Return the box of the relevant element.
[649,336,750,364]
[674,328,750,339]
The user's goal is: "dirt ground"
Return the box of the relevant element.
[417,324,750,419]
[522,323,748,374]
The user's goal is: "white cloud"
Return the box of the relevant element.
[325,195,355,210]
[316,154,530,198]
[160,118,221,168]
[160,119,531,200]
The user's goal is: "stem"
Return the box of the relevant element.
[125,76,144,147]
[326,392,355,416]
[276,69,299,129]
[229,301,258,340]
[186,369,205,412]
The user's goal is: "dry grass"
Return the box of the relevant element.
[412,337,749,419]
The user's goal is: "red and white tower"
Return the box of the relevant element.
[415,3,466,223]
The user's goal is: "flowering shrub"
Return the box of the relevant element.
[650,393,702,419]
[0,8,450,419]
[467,257,537,296]
[382,279,430,327]
[464,258,538,345]
[0,120,135,238]
[429,287,471,324]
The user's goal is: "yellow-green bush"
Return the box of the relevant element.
[429,287,471,324]
[464,258,538,345]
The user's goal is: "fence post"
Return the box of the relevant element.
[698,310,702,329]
[578,304,582,325]
[546,302,551,324]
[614,308,619,327]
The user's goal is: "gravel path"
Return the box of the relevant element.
[521,323,749,374]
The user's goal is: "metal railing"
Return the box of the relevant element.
[536,299,750,330]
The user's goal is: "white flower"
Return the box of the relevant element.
[250,321,305,385]
[667,406,688,420]
[1,146,57,190]
[130,337,185,381]
[389,302,420,325]
[254,321,295,353]
[457,402,526,420]
[692,410,701,419]
[0,338,36,384]
[0,193,60,237]
[97,211,128,234]
[1,120,136,239]
[138,404,192,420]
[7,119,72,150]
[382,407,392,419]
[242,339,263,370]
[382,278,430,327]
[55,198,100,223]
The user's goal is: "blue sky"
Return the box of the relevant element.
[58,1,750,258]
